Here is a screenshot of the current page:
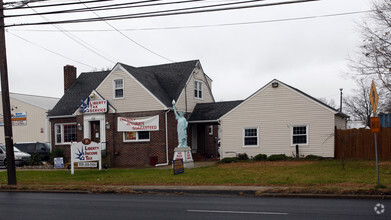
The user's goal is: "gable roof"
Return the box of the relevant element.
[48,71,110,116]
[48,60,201,117]
[121,60,199,107]
[188,100,243,122]
[221,79,349,120]
[1,92,59,111]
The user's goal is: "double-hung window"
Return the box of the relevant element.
[55,123,77,144]
[292,125,308,145]
[123,131,150,142]
[243,127,258,146]
[114,79,124,98]
[194,80,203,99]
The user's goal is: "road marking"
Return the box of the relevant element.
[187,210,288,215]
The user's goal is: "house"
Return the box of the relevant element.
[48,60,217,167]
[189,79,349,158]
[0,92,59,144]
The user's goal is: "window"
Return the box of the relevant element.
[292,125,308,145]
[114,79,124,98]
[55,123,77,144]
[243,128,258,146]
[194,80,202,99]
[208,125,213,135]
[123,131,150,142]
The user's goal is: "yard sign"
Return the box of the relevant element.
[70,138,101,175]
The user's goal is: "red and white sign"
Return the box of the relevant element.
[117,115,159,132]
[84,100,108,114]
[70,139,102,174]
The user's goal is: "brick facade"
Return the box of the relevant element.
[50,110,217,167]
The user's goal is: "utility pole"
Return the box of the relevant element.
[0,0,17,185]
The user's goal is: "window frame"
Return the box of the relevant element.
[55,123,77,145]
[123,131,150,142]
[113,78,124,99]
[243,127,259,147]
[194,80,203,99]
[291,125,309,146]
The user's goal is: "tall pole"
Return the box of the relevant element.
[0,0,17,185]
[339,88,343,112]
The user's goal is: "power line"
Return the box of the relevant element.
[3,0,320,27]
[7,9,372,32]
[78,0,174,62]
[27,4,117,64]
[3,0,113,10]
[7,30,95,68]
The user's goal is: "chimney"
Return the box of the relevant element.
[64,65,76,93]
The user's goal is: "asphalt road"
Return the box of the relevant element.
[0,192,389,220]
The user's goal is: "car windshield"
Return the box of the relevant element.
[0,145,21,152]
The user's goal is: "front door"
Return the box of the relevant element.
[191,125,198,153]
[90,121,101,143]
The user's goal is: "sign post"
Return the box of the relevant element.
[370,81,380,185]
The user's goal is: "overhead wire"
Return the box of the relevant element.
[3,0,320,27]
[78,0,174,62]
[7,9,373,32]
[3,0,113,10]
[6,30,95,68]
[27,4,117,64]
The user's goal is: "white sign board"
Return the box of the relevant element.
[70,139,101,174]
[54,157,64,169]
[78,162,97,167]
[117,115,159,132]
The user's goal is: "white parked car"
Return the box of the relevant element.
[0,144,31,168]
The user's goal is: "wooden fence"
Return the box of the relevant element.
[335,127,391,159]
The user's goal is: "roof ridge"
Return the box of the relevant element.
[138,60,199,69]
[2,92,60,99]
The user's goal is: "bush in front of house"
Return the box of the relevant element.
[253,153,268,161]
[28,153,43,166]
[304,154,324,160]
[49,148,65,165]
[237,153,249,161]
[267,154,290,161]
[219,157,239,163]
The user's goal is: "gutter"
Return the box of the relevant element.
[47,115,76,119]
[188,119,218,124]
[155,109,170,167]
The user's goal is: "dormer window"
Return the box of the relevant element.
[114,79,124,99]
[194,80,203,99]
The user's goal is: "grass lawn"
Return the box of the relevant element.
[1,160,391,192]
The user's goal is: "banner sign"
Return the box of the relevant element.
[0,112,27,126]
[80,97,108,114]
[117,115,159,131]
[173,159,184,175]
[70,139,101,174]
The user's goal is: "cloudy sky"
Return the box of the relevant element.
[2,0,373,105]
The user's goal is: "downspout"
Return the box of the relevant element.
[156,109,170,166]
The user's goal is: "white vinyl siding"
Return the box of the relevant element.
[96,66,165,113]
[175,68,214,112]
[335,115,347,129]
[220,82,336,158]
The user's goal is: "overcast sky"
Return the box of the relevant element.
[2,0,373,105]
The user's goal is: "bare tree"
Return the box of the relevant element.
[318,97,337,109]
[351,0,391,92]
[344,78,390,126]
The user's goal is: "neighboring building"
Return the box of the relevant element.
[0,92,59,144]
[48,61,216,167]
[347,120,367,129]
[189,79,349,158]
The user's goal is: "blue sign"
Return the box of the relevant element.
[173,159,184,175]
[54,157,64,169]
